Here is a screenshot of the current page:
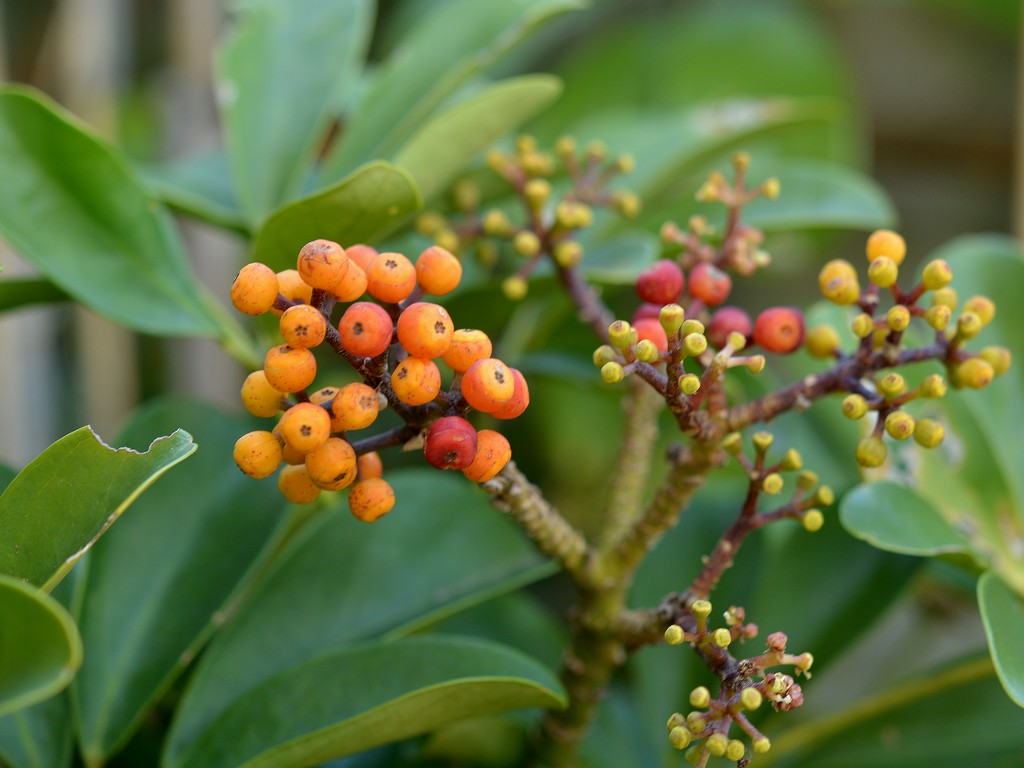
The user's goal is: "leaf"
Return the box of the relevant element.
[138,150,247,234]
[0,575,82,718]
[216,0,374,222]
[0,695,73,768]
[394,75,562,203]
[0,86,219,337]
[165,635,564,768]
[164,468,547,765]
[0,426,196,591]
[318,0,582,181]
[840,481,971,557]
[0,278,70,313]
[251,161,421,271]
[978,571,1024,708]
[70,400,287,763]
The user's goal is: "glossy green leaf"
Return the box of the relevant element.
[216,0,374,222]
[0,695,73,768]
[0,278,69,312]
[740,161,895,232]
[165,468,547,764]
[0,427,196,591]
[394,75,562,203]
[70,400,287,763]
[252,161,421,271]
[166,636,563,768]
[138,151,247,234]
[319,0,582,181]
[0,575,82,717]
[840,481,971,557]
[0,87,219,337]
[979,571,1024,708]
[0,464,15,494]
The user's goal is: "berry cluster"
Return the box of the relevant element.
[230,239,528,521]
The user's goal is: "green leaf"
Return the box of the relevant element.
[840,481,971,557]
[0,278,70,313]
[165,635,564,768]
[0,86,219,337]
[216,0,374,222]
[0,426,196,591]
[978,571,1024,708]
[70,400,287,763]
[394,75,562,203]
[319,0,582,181]
[251,161,421,271]
[0,575,82,717]
[740,161,896,232]
[164,468,546,765]
[0,695,73,768]
[138,150,247,234]
[0,464,14,494]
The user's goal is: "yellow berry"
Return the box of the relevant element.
[304,437,358,490]
[233,430,283,479]
[914,419,945,448]
[866,229,906,265]
[867,256,899,288]
[954,357,994,389]
[665,625,685,646]
[886,305,910,332]
[231,262,279,315]
[348,477,395,522]
[963,296,995,326]
[706,733,728,757]
[668,726,691,750]
[240,370,287,418]
[802,509,824,532]
[819,259,860,305]
[740,687,763,710]
[922,259,953,291]
[884,411,915,440]
[752,736,772,754]
[925,304,952,331]
[980,346,1012,377]
[806,325,841,359]
[856,436,887,468]
[278,464,321,504]
[263,344,317,393]
[689,686,710,708]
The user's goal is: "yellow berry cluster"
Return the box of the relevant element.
[230,240,528,522]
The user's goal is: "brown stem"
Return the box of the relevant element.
[556,264,615,343]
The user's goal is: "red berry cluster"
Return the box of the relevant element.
[230,240,528,522]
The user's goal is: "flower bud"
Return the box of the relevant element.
[922,259,953,290]
[914,418,945,448]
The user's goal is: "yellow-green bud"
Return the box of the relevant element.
[745,355,766,374]
[475,241,499,267]
[980,346,1012,376]
[842,394,869,420]
[920,374,947,398]
[814,485,835,506]
[878,372,907,398]
[669,726,692,750]
[802,509,824,532]
[819,260,860,304]
[682,333,708,357]
[956,311,983,340]
[722,433,743,455]
[753,736,772,754]
[614,153,635,173]
[679,373,701,395]
[914,418,945,448]
[502,275,528,300]
[680,319,705,336]
[762,177,781,199]
[886,305,911,332]
[733,151,751,171]
[885,410,915,440]
[482,209,513,236]
[667,712,686,733]
[752,431,774,453]
[665,625,685,646]
[740,687,763,711]
[806,324,841,358]
[762,473,784,495]
[515,134,537,154]
[435,229,460,253]
[780,448,803,471]
[932,287,958,309]
[712,628,732,647]
[553,240,583,268]
[513,230,541,258]
[925,304,952,331]
[659,304,685,336]
[608,320,633,351]
[922,259,953,290]
[593,345,616,368]
[612,190,641,218]
[686,712,706,735]
[797,652,814,671]
[689,686,711,708]
[486,149,508,174]
[585,140,607,161]
[523,178,551,208]
[727,331,747,351]
[601,361,624,384]
[797,470,819,490]
[963,296,995,326]
[856,436,887,468]
[851,313,876,339]
[555,135,576,157]
[691,599,712,618]
[521,151,553,177]
[706,733,728,757]
[726,739,746,761]
[635,339,660,363]
[868,256,899,288]
[453,179,480,212]
[954,357,994,389]
[415,211,445,235]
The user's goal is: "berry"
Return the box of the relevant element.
[884,411,915,440]
[687,262,732,306]
[415,246,462,295]
[866,229,906,265]
[338,302,394,358]
[658,304,685,336]
[240,370,287,418]
[348,477,395,522]
[366,252,417,303]
[443,329,493,372]
[233,430,283,479]
[818,259,860,305]
[491,367,530,420]
[397,302,454,359]
[922,259,953,291]
[867,256,898,288]
[668,727,691,750]
[914,419,945,448]
[753,307,805,354]
[272,269,313,315]
[805,325,840,359]
[391,357,441,405]
[277,464,321,504]
[357,451,384,479]
[330,382,380,431]
[423,416,478,470]
[633,318,668,353]
[277,402,332,454]
[631,302,662,324]
[462,430,512,482]
[953,357,994,389]
[963,296,995,326]
[635,260,684,305]
[856,436,887,468]
[304,437,358,490]
[297,239,349,293]
[279,304,327,349]
[707,307,752,349]
[462,358,515,412]
[231,262,279,315]
[344,244,378,272]
[263,344,317,393]
[333,261,368,302]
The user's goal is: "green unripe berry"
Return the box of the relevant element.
[726,740,746,761]
[706,733,728,757]
[914,418,944,448]
[502,275,528,300]
[780,448,803,471]
[691,599,712,618]
[593,345,617,368]
[608,320,634,351]
[922,259,953,290]
[659,304,685,336]
[886,305,911,332]
[802,509,825,532]
[797,470,819,490]
[667,712,686,731]
[722,433,743,455]
[669,726,692,750]
[885,410,915,440]
[920,374,947,398]
[690,686,710,708]
[679,373,701,395]
[762,473,784,495]
[868,256,899,288]
[806,324,841,358]
[814,485,835,506]
[980,346,1012,376]
[956,311,983,340]
[963,295,995,326]
[753,736,772,754]
[712,628,732,647]
[752,431,774,452]
[687,712,706,734]
[851,313,875,338]
[932,287,958,309]
[842,394,869,420]
[925,304,952,331]
[601,361,625,384]
[954,357,994,389]
[635,339,660,363]
[553,240,583,267]
[665,625,685,645]
[682,333,708,356]
[513,230,541,258]
[856,436,887,468]
[878,372,907,398]
[740,687,763,711]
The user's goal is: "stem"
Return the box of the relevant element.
[556,264,615,342]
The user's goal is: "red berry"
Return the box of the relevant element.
[688,263,732,306]
[635,260,684,306]
[753,307,805,354]
[633,318,668,352]
[423,416,478,470]
[707,307,752,350]
[631,303,662,324]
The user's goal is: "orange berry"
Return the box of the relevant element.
[304,437,358,490]
[391,357,441,406]
[753,307,805,354]
[263,344,317,392]
[461,358,515,413]
[491,367,529,420]
[333,262,368,302]
[240,370,287,418]
[357,451,383,479]
[397,302,454,359]
[688,262,732,306]
[278,464,321,504]
[633,318,668,353]
[443,329,493,372]
[231,262,279,315]
[338,301,394,358]
[462,430,512,482]
[348,477,395,522]
[277,402,332,454]
[423,416,478,470]
[345,244,378,273]
[366,252,417,304]
[297,239,349,293]
[331,382,380,431]
[233,430,283,479]
[308,386,339,406]
[866,229,906,266]
[415,245,463,295]
[279,304,327,349]
[273,269,314,316]
[280,440,306,465]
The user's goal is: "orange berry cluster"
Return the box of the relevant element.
[230,239,528,522]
